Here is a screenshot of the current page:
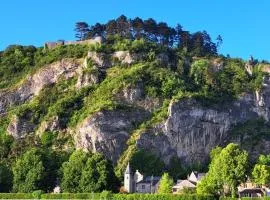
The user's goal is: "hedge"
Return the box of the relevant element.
[0,193,216,200]
[112,194,216,200]
[41,193,101,199]
[0,193,35,199]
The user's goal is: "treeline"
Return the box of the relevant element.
[0,148,119,193]
[74,15,222,57]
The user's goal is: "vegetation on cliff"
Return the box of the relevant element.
[0,15,268,194]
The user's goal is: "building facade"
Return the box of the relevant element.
[124,163,160,194]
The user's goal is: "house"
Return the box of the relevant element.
[124,163,161,193]
[136,176,161,193]
[172,171,206,194]
[238,178,267,198]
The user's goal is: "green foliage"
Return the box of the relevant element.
[190,59,210,86]
[0,44,88,89]
[0,193,36,199]
[252,164,270,185]
[197,144,249,198]
[70,62,184,126]
[167,156,185,180]
[228,119,270,149]
[252,154,270,186]
[61,150,119,193]
[40,193,101,199]
[12,148,65,193]
[258,154,270,165]
[157,173,174,194]
[40,131,57,147]
[12,148,45,192]
[35,44,88,67]
[112,194,216,200]
[130,149,165,176]
[0,45,36,89]
[32,190,44,199]
[0,162,12,192]
[100,190,113,199]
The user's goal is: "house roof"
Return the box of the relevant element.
[173,180,196,189]
[137,176,161,186]
[239,188,265,194]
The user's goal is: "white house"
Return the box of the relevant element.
[124,163,161,193]
[172,171,206,194]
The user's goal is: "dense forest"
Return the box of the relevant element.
[74,15,222,57]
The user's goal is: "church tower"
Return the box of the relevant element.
[124,162,133,193]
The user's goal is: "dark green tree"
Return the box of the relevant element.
[74,22,90,41]
[0,162,12,192]
[130,149,165,176]
[12,148,45,192]
[61,150,119,193]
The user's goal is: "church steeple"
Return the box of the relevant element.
[125,162,132,174]
[124,162,133,193]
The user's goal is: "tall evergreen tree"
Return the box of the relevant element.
[74,22,90,41]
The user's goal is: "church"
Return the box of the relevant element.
[124,163,161,193]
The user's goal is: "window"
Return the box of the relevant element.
[142,185,145,189]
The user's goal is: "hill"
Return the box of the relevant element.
[0,16,270,192]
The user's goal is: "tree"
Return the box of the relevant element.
[61,150,88,193]
[252,154,270,186]
[197,143,248,198]
[131,17,144,39]
[157,173,174,194]
[252,164,270,186]
[115,15,130,38]
[74,22,89,41]
[130,149,165,176]
[61,150,119,193]
[12,148,45,192]
[0,162,12,192]
[216,35,223,50]
[79,153,119,192]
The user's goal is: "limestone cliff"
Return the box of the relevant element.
[2,46,270,169]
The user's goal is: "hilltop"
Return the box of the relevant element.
[0,15,270,192]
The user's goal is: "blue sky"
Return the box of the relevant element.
[0,0,269,60]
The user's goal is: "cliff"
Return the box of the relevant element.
[1,42,270,174]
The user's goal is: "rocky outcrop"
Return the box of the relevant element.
[76,64,105,88]
[0,59,82,114]
[75,108,150,163]
[36,116,61,135]
[136,76,270,166]
[7,115,36,139]
[87,50,173,69]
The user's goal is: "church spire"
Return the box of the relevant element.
[125,162,132,174]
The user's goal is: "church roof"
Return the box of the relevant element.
[136,176,161,186]
[125,162,132,174]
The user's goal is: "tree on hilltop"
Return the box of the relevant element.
[74,22,90,41]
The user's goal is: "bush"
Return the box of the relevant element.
[112,194,216,200]
[0,193,35,199]
[32,190,44,199]
[41,193,101,199]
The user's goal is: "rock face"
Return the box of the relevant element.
[7,115,36,139]
[75,108,150,163]
[87,50,173,69]
[36,116,61,136]
[136,76,270,166]
[0,59,82,114]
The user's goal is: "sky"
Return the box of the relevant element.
[0,0,269,60]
